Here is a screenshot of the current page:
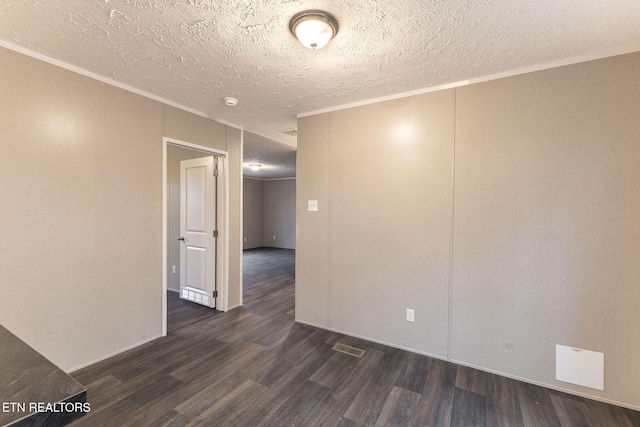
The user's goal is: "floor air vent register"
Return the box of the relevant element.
[332,343,366,358]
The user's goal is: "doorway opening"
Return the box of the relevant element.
[241,132,297,304]
[162,138,229,335]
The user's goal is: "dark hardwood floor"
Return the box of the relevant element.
[167,290,220,334]
[243,247,295,303]
[167,247,294,334]
[71,260,639,426]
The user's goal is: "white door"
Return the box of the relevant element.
[179,156,218,308]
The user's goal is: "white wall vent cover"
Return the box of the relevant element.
[556,344,604,390]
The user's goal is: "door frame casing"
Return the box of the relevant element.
[162,137,230,336]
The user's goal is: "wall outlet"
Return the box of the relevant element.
[244,237,247,242]
[406,309,415,323]
[273,235,276,240]
[172,265,176,274]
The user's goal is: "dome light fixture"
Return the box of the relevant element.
[248,164,262,171]
[224,97,238,107]
[289,10,339,50]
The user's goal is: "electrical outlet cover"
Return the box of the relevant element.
[406,309,415,322]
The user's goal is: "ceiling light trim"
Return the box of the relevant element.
[289,10,339,50]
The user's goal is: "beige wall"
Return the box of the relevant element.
[0,46,242,371]
[226,126,243,309]
[328,92,454,355]
[452,53,640,407]
[264,179,296,250]
[296,113,332,327]
[163,105,227,148]
[296,52,640,408]
[243,178,264,249]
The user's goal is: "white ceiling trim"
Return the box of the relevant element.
[298,43,640,119]
[3,34,638,134]
[0,38,244,132]
[297,80,467,118]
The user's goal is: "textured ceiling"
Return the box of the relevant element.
[243,132,296,179]
[1,0,639,152]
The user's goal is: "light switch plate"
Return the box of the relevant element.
[406,309,415,322]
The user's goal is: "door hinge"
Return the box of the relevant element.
[212,291,218,298]
[213,168,218,177]
[213,230,219,238]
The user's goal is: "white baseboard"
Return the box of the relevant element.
[450,358,640,412]
[293,320,640,412]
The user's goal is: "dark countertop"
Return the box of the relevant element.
[0,325,87,427]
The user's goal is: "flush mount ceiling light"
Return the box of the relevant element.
[289,10,339,50]
[248,164,262,171]
[224,97,238,106]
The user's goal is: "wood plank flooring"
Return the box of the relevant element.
[167,290,220,334]
[72,270,639,426]
[168,247,294,333]
[243,247,295,303]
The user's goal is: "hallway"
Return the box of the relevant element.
[167,247,295,333]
